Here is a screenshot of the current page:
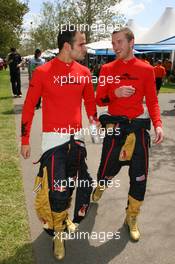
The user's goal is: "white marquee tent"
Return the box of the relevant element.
[86,40,112,50]
[126,19,148,43]
[137,7,175,44]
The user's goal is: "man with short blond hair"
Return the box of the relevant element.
[93,27,163,242]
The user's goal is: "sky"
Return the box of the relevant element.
[23,0,175,30]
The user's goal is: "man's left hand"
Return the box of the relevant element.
[154,126,164,144]
[89,116,101,128]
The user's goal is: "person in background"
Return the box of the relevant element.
[163,58,172,82]
[0,58,3,70]
[140,53,150,64]
[6,48,22,97]
[3,59,7,70]
[154,60,166,95]
[28,49,45,109]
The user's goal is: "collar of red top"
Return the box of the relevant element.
[55,57,74,67]
[117,56,137,65]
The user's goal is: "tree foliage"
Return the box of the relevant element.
[61,0,125,42]
[0,0,28,57]
[23,0,125,53]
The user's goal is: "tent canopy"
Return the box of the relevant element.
[86,40,114,55]
[126,19,148,42]
[87,40,142,55]
[137,7,175,44]
[135,44,175,52]
[158,36,175,45]
[86,40,112,50]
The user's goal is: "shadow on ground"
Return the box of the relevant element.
[33,203,129,264]
[161,108,175,116]
[150,136,175,172]
[168,100,175,104]
[0,96,13,101]
[2,204,129,264]
[2,104,23,115]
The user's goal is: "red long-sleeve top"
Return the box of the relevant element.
[96,57,162,128]
[21,57,97,145]
[154,65,166,78]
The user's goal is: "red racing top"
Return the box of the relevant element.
[21,57,97,145]
[154,65,166,78]
[96,57,162,128]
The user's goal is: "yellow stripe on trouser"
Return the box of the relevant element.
[33,166,54,230]
[119,133,136,161]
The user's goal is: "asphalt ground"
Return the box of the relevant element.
[13,70,175,264]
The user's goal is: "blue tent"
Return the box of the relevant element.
[158,36,175,45]
[135,36,175,52]
[134,44,175,52]
[89,49,142,55]
[95,49,115,55]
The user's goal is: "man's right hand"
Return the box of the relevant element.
[114,85,135,98]
[21,145,31,159]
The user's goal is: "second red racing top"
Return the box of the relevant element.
[96,57,162,128]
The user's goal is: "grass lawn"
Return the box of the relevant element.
[160,82,175,93]
[0,70,34,264]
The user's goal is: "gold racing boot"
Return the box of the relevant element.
[52,210,68,260]
[92,184,107,202]
[125,195,143,241]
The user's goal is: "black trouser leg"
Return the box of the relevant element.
[46,147,71,213]
[10,74,17,95]
[128,129,150,201]
[16,73,21,95]
[97,129,150,202]
[66,140,93,223]
[73,160,93,223]
[97,134,122,185]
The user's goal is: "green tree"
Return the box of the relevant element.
[28,0,125,51]
[0,0,28,57]
[28,1,67,51]
[61,0,125,42]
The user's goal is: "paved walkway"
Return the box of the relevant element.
[13,70,175,264]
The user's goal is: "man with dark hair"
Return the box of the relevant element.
[92,27,163,242]
[21,28,97,260]
[57,26,78,50]
[7,48,22,97]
